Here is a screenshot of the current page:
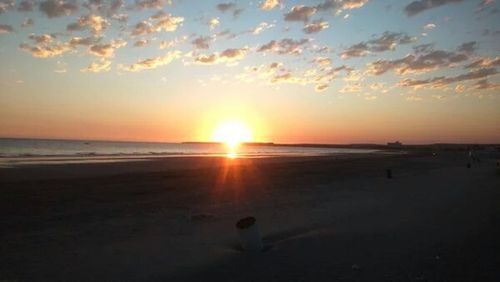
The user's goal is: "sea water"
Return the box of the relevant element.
[0,138,378,165]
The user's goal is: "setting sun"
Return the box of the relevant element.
[212,120,253,149]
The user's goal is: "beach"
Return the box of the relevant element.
[1,151,499,281]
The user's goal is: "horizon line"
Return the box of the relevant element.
[0,136,499,146]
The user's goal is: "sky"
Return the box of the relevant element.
[0,0,499,144]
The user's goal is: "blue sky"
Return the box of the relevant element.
[1,0,499,143]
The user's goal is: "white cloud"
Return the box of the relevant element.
[260,0,280,10]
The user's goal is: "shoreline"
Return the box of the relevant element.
[0,152,397,182]
[0,150,390,170]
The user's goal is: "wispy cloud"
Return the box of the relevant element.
[134,0,170,10]
[341,32,415,59]
[82,59,112,73]
[404,0,463,17]
[367,42,473,75]
[258,38,310,55]
[399,67,497,89]
[122,50,180,72]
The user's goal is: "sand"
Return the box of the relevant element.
[0,151,499,281]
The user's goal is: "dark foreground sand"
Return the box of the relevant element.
[1,151,499,281]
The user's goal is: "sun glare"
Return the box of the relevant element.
[212,120,253,150]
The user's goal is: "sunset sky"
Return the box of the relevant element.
[1,0,499,144]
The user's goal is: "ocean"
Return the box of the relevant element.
[0,138,379,166]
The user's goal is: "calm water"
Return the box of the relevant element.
[0,138,378,165]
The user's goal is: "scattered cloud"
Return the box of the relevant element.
[465,57,500,69]
[260,0,280,11]
[17,0,34,12]
[29,33,55,44]
[159,36,187,49]
[134,0,170,10]
[250,22,274,35]
[367,43,472,75]
[284,5,317,22]
[131,21,153,36]
[216,3,236,12]
[123,50,180,72]
[303,20,329,34]
[413,43,434,54]
[455,84,466,93]
[82,59,112,73]
[341,32,415,59]
[471,79,500,90]
[111,13,128,22]
[220,47,248,60]
[0,24,13,33]
[0,0,494,100]
[69,36,100,47]
[369,82,389,93]
[315,84,329,92]
[313,57,332,66]
[131,12,183,36]
[193,54,217,64]
[315,0,370,12]
[194,47,249,65]
[54,60,67,73]
[339,83,362,93]
[39,0,78,18]
[89,39,127,57]
[258,38,309,55]
[67,15,109,35]
[19,42,71,58]
[134,39,149,47]
[0,0,15,14]
[270,72,300,84]
[399,67,498,89]
[404,0,463,17]
[152,11,184,32]
[457,41,476,54]
[208,18,220,30]
[423,23,436,30]
[21,18,34,27]
[160,40,173,49]
[339,0,370,10]
[216,3,243,17]
[239,61,353,92]
[192,35,213,49]
[476,0,495,13]
[237,62,283,82]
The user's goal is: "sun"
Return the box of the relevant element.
[212,120,253,150]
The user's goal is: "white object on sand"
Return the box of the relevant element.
[236,217,263,252]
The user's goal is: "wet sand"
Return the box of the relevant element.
[1,151,499,281]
